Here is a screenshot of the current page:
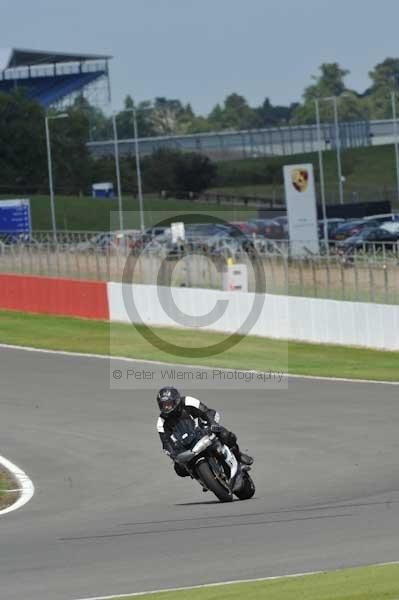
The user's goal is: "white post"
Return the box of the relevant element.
[391,91,399,204]
[315,99,328,251]
[112,111,124,233]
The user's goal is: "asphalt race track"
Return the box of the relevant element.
[1,347,399,600]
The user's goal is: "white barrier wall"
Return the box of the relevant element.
[107,282,399,351]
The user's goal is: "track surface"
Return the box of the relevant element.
[1,347,399,600]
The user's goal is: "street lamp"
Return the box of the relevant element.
[45,113,69,242]
[391,91,399,204]
[314,99,328,250]
[324,96,345,205]
[113,107,145,233]
[112,111,124,233]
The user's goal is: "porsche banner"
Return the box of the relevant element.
[283,164,319,256]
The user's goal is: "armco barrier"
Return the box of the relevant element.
[0,274,109,320]
[107,282,399,351]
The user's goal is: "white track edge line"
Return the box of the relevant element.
[73,561,399,600]
[0,343,398,385]
[0,455,35,516]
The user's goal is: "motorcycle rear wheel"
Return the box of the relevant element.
[197,461,233,503]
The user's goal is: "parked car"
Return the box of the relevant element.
[272,215,289,236]
[332,219,379,241]
[70,232,115,254]
[229,221,256,235]
[248,218,284,239]
[337,226,399,255]
[380,221,399,234]
[317,218,345,240]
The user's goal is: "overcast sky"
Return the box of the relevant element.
[1,0,399,114]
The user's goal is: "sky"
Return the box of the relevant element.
[1,0,399,114]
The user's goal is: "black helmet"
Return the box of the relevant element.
[157,387,182,416]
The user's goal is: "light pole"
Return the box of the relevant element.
[314,99,328,250]
[112,111,124,233]
[324,96,344,205]
[129,108,145,232]
[114,107,145,233]
[45,113,69,242]
[391,91,399,204]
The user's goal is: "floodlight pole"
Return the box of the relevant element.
[116,107,145,233]
[112,111,124,233]
[45,113,68,242]
[314,99,328,250]
[391,91,399,204]
[324,96,344,204]
[132,107,145,233]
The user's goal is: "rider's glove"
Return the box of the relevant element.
[210,423,222,434]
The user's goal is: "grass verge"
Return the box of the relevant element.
[0,465,18,511]
[104,564,399,599]
[0,310,398,381]
[8,194,256,232]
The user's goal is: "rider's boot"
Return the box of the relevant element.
[232,445,253,466]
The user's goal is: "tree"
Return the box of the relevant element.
[256,98,298,126]
[292,62,367,124]
[303,62,349,101]
[0,90,47,191]
[208,93,262,130]
[51,104,93,194]
[366,58,399,118]
[141,149,216,193]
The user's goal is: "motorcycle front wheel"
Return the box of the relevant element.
[196,461,233,503]
[234,472,256,500]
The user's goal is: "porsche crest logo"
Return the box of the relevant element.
[291,168,309,193]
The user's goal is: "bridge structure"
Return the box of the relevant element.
[0,47,111,109]
[87,119,372,161]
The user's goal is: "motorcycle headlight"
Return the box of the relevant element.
[192,435,212,454]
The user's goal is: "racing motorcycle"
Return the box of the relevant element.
[171,418,255,503]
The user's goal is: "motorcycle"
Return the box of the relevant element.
[171,418,255,503]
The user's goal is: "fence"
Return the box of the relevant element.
[1,237,398,305]
[87,120,371,161]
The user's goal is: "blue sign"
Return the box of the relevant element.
[0,199,31,234]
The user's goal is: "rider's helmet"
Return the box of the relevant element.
[157,387,182,416]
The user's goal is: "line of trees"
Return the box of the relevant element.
[2,58,399,196]
[0,91,217,195]
[100,58,399,138]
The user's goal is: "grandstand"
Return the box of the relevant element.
[0,48,111,109]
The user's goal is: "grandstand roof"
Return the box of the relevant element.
[0,48,111,71]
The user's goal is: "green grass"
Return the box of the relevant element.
[7,144,398,232]
[103,564,399,600]
[214,144,399,195]
[0,467,17,511]
[0,310,398,381]
[7,194,256,232]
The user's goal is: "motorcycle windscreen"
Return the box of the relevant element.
[171,418,201,450]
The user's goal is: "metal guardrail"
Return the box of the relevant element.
[0,235,398,304]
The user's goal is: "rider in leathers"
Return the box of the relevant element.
[156,387,253,478]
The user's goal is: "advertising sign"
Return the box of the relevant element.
[171,221,185,243]
[0,199,31,234]
[283,164,319,256]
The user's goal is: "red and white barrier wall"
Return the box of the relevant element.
[0,274,109,320]
[0,274,398,351]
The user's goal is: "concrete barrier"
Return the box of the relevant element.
[0,274,109,320]
[107,282,399,351]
